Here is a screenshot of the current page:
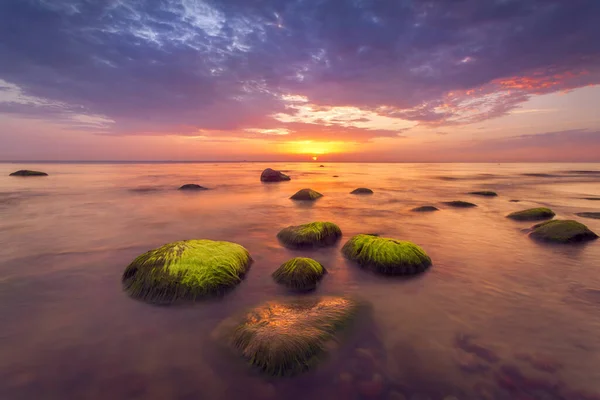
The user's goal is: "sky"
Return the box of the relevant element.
[1,0,600,162]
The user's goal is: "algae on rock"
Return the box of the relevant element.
[507,208,555,221]
[272,257,327,291]
[342,234,432,275]
[122,239,252,303]
[277,221,342,249]
[529,220,598,243]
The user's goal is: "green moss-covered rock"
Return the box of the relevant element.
[351,188,373,195]
[530,220,598,243]
[223,296,362,376]
[9,170,48,176]
[122,240,252,303]
[507,207,555,221]
[411,205,439,212]
[469,191,497,197]
[272,257,327,291]
[342,234,432,275]
[277,221,341,249]
[576,212,600,220]
[178,184,208,190]
[290,188,323,201]
[443,201,477,208]
[261,168,290,182]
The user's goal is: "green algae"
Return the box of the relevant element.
[272,257,327,291]
[225,296,362,376]
[468,191,498,197]
[442,201,477,208]
[277,221,342,249]
[350,188,374,195]
[122,239,252,304]
[507,207,555,221]
[290,188,323,200]
[411,205,439,212]
[530,220,598,243]
[9,170,48,176]
[342,234,432,275]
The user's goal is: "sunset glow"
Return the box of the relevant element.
[0,1,598,161]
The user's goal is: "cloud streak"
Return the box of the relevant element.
[0,0,598,144]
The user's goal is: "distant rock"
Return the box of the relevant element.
[333,175,339,178]
[530,220,598,243]
[411,205,439,212]
[509,199,520,202]
[178,184,208,190]
[351,188,373,195]
[277,221,341,249]
[442,201,477,208]
[582,197,600,201]
[468,191,497,197]
[506,207,555,221]
[319,165,325,167]
[290,188,323,201]
[342,234,432,275]
[9,170,48,177]
[260,168,291,182]
[576,212,600,220]
[522,173,557,177]
[272,257,327,291]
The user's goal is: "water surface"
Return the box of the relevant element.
[1,162,600,399]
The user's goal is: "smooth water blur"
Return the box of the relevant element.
[1,162,600,400]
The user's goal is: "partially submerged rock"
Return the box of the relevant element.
[277,221,342,249]
[530,220,598,243]
[261,168,291,182]
[443,201,477,208]
[509,200,520,203]
[9,170,48,176]
[221,296,363,376]
[178,184,208,190]
[350,188,373,195]
[342,234,432,275]
[319,165,325,167]
[576,212,600,220]
[507,207,555,221]
[290,188,323,201]
[272,257,327,291]
[411,205,439,212]
[122,240,252,303]
[469,191,497,197]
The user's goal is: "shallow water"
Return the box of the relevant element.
[1,162,600,400]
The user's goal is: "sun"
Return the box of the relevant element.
[312,156,318,161]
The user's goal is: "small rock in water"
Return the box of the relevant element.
[576,212,600,220]
[411,205,439,212]
[178,184,208,190]
[261,168,291,182]
[351,188,374,195]
[9,169,48,176]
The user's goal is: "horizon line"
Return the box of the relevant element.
[2,160,600,164]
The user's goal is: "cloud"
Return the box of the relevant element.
[0,0,598,141]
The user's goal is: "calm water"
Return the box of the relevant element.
[1,162,600,400]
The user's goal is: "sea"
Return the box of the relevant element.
[1,162,600,400]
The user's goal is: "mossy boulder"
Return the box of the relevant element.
[178,184,208,190]
[530,220,598,243]
[272,257,327,291]
[261,168,290,182]
[576,212,600,220]
[222,296,362,376]
[342,234,432,275]
[469,191,497,197]
[351,188,373,195]
[9,170,48,176]
[277,221,342,249]
[411,205,439,212]
[122,240,252,303]
[507,207,555,221]
[290,188,323,201]
[443,201,477,208]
